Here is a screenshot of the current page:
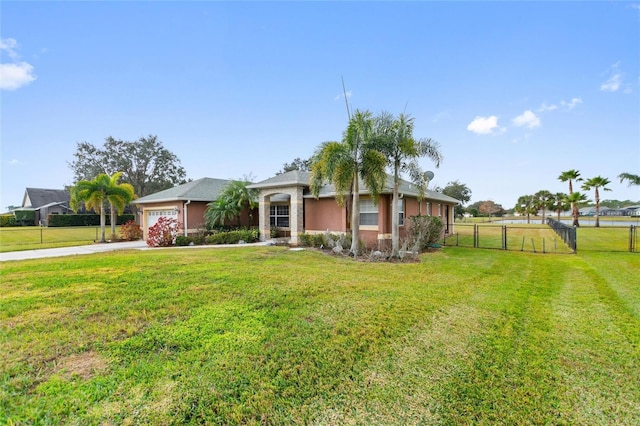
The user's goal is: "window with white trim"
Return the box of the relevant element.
[438,203,442,216]
[270,204,290,227]
[398,198,405,226]
[359,198,378,226]
[426,202,431,216]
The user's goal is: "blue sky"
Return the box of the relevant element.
[2,1,639,211]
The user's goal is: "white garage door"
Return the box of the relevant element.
[146,209,178,229]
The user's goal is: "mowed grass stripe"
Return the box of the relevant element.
[1,247,639,424]
[551,255,640,424]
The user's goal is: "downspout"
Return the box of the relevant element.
[183,200,191,237]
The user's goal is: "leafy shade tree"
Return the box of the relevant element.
[69,135,187,201]
[618,172,640,187]
[479,200,503,218]
[106,172,136,238]
[533,190,554,224]
[204,179,258,228]
[375,112,443,257]
[70,173,135,242]
[278,157,312,174]
[551,192,570,221]
[515,195,537,224]
[442,180,472,216]
[582,176,611,227]
[558,169,582,227]
[311,110,387,256]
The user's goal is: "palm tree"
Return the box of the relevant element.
[70,173,134,242]
[515,195,536,224]
[618,172,640,186]
[533,190,553,224]
[223,179,258,226]
[375,112,443,257]
[205,197,240,228]
[582,176,611,227]
[551,192,570,221]
[311,109,387,256]
[558,169,582,226]
[106,172,136,238]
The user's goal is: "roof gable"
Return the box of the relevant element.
[134,178,232,204]
[23,188,70,209]
[247,170,312,189]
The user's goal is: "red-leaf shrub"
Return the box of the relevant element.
[147,217,181,247]
[120,220,143,241]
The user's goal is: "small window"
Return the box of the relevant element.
[438,203,442,216]
[360,198,378,226]
[270,204,290,228]
[426,202,431,216]
[398,198,405,226]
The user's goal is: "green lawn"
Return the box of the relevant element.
[0,226,122,252]
[1,247,639,424]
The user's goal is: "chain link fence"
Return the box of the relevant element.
[444,222,638,254]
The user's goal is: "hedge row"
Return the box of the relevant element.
[0,215,17,227]
[47,214,135,227]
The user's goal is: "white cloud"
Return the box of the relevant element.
[334,90,352,101]
[0,62,36,90]
[467,115,499,134]
[537,103,558,112]
[600,62,631,93]
[561,97,583,110]
[512,110,541,129]
[0,38,36,90]
[9,159,22,166]
[601,73,622,92]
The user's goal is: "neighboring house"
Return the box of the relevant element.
[134,178,258,240]
[248,170,460,247]
[20,188,73,226]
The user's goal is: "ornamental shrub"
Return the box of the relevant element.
[175,235,193,246]
[0,214,17,227]
[407,215,444,251]
[147,217,181,247]
[204,229,259,245]
[120,220,143,241]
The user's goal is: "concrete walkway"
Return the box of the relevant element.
[0,240,271,262]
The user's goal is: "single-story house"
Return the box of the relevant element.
[134,177,258,240]
[20,188,74,226]
[248,170,460,247]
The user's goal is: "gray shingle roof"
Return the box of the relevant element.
[249,171,459,204]
[247,170,312,189]
[134,178,231,204]
[23,188,70,209]
[309,175,459,204]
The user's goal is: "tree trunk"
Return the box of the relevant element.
[110,202,116,238]
[391,167,400,257]
[595,188,600,227]
[350,176,360,257]
[100,204,106,243]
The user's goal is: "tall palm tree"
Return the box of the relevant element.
[582,176,611,227]
[70,173,134,242]
[106,172,136,238]
[375,112,443,257]
[533,190,553,224]
[618,172,640,186]
[311,109,387,256]
[558,169,582,226]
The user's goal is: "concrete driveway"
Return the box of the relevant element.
[0,240,271,262]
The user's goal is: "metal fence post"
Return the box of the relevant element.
[630,225,636,253]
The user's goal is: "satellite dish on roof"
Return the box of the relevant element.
[424,171,435,181]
